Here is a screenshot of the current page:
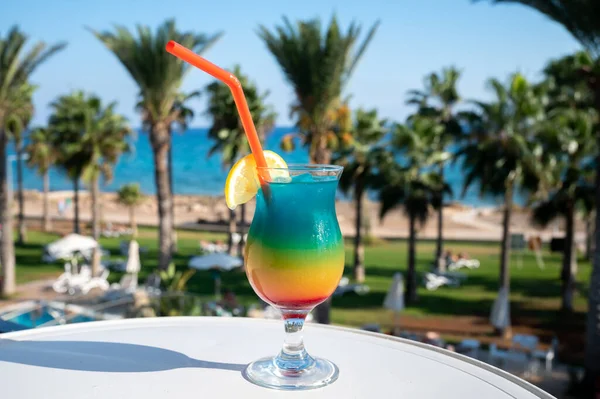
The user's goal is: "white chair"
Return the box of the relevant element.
[52,262,74,293]
[65,266,93,295]
[532,337,558,372]
[76,269,111,295]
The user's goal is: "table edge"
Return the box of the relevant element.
[0,316,556,399]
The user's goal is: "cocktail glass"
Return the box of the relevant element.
[243,164,345,390]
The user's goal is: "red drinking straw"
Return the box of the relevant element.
[165,41,269,176]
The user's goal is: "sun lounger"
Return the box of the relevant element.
[72,269,111,295]
[424,272,460,291]
[448,259,480,271]
[102,274,138,301]
[333,277,370,296]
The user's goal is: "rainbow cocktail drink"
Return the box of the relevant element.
[243,165,344,390]
[165,42,343,391]
[245,171,345,311]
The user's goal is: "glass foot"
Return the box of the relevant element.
[244,356,339,390]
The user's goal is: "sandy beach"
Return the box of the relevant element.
[16,189,587,244]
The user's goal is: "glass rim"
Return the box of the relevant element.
[256,164,343,172]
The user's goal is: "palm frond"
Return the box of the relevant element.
[475,1,600,56]
[88,19,222,123]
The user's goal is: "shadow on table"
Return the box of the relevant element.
[0,339,246,373]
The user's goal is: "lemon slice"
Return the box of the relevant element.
[224,150,288,210]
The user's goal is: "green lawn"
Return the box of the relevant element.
[14,228,590,331]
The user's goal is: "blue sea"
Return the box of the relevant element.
[10,127,524,208]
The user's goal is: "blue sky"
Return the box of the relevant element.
[2,0,581,127]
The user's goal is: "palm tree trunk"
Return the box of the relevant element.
[42,170,51,232]
[435,164,444,272]
[90,176,101,276]
[168,141,177,253]
[561,203,576,313]
[150,123,173,270]
[238,203,246,256]
[499,184,513,293]
[494,182,513,337]
[406,212,418,304]
[584,92,600,388]
[227,208,237,256]
[310,133,331,164]
[0,126,16,296]
[16,143,25,244]
[73,178,80,234]
[130,206,137,238]
[586,212,594,262]
[353,181,365,282]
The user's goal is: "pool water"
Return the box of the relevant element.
[7,307,57,328]
[2,303,98,329]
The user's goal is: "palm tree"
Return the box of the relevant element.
[336,109,390,282]
[205,65,276,256]
[533,54,598,312]
[4,82,35,244]
[475,0,600,386]
[542,51,595,111]
[138,90,198,253]
[81,99,130,275]
[542,52,598,264]
[25,127,55,232]
[50,91,130,275]
[459,73,545,335]
[533,109,596,312]
[117,183,143,238]
[0,26,66,296]
[49,92,88,234]
[379,117,449,304]
[406,67,463,270]
[258,15,380,164]
[89,19,222,270]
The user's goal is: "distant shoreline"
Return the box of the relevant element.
[18,188,584,243]
[9,127,524,208]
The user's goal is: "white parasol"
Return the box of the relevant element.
[188,253,243,299]
[384,273,405,311]
[44,234,98,262]
[188,253,243,271]
[384,273,405,335]
[125,240,141,287]
[490,286,511,331]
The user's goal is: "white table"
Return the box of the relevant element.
[0,317,554,398]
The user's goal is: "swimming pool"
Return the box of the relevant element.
[0,300,122,329]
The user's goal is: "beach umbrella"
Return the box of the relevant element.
[490,286,511,331]
[188,253,243,298]
[44,234,98,262]
[188,253,243,271]
[125,240,141,286]
[384,273,405,335]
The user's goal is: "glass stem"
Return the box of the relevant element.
[275,310,314,372]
